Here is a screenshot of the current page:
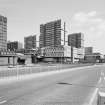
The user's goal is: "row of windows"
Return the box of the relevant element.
[0,28,7,30]
[0,40,7,41]
[0,24,7,27]
[0,18,7,23]
[45,53,64,57]
[0,32,7,33]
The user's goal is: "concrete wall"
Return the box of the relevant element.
[43,58,57,62]
[0,57,8,65]
[9,57,13,65]
[0,56,17,66]
[64,46,71,57]
[84,56,96,63]
[25,55,32,65]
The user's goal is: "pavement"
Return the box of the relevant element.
[0,64,105,105]
[0,63,94,78]
[0,64,97,85]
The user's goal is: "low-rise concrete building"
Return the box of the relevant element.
[72,47,84,63]
[16,48,39,64]
[82,53,103,63]
[0,51,17,66]
[39,46,84,63]
[39,46,71,63]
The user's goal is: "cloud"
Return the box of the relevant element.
[71,11,105,54]
[73,11,97,24]
[87,11,97,17]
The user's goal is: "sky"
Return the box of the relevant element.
[0,0,105,54]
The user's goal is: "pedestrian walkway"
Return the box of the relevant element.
[0,65,97,85]
[0,66,9,71]
[0,64,41,71]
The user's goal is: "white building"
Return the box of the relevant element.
[40,45,84,63]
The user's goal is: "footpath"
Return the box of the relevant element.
[97,68,105,105]
[0,63,100,85]
[0,63,94,78]
[89,64,105,105]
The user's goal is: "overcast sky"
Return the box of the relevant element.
[0,0,105,54]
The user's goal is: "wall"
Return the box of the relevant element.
[43,58,57,62]
[0,56,17,66]
[0,57,8,65]
[64,46,71,57]
[25,55,32,65]
[84,56,96,63]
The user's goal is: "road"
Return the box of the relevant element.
[0,64,104,105]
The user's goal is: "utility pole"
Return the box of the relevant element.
[71,46,73,63]
[64,22,66,46]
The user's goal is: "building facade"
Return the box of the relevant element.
[40,46,71,62]
[0,15,7,50]
[68,33,84,48]
[83,53,101,63]
[24,35,36,49]
[0,50,17,66]
[7,41,23,51]
[85,47,93,55]
[40,19,64,48]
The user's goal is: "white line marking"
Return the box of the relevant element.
[101,72,104,76]
[0,100,7,104]
[98,77,102,84]
[89,88,98,105]
[84,77,102,105]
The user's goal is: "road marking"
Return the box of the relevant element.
[98,77,102,84]
[0,100,7,104]
[88,88,98,105]
[101,72,104,76]
[84,77,102,105]
[101,71,105,80]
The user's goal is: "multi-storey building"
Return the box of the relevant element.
[68,33,84,48]
[85,47,93,55]
[68,33,84,62]
[7,41,23,51]
[40,19,64,48]
[24,35,36,49]
[0,15,7,50]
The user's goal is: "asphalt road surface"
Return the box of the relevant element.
[0,64,104,105]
